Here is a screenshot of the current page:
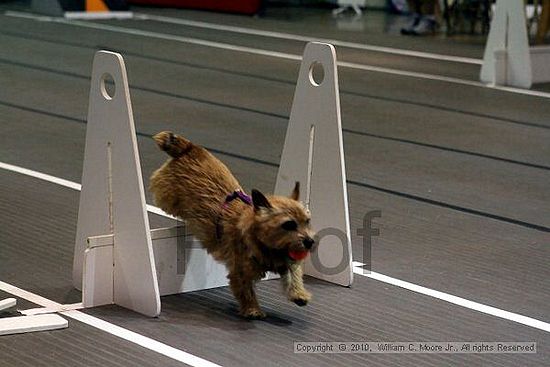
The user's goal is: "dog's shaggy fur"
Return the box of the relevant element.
[150,131,315,318]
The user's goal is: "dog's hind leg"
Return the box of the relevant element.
[281,262,311,306]
[228,272,266,319]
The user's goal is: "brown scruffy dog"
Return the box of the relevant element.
[150,131,315,319]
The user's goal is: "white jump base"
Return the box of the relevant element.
[481,0,550,88]
[74,42,353,317]
[83,226,228,308]
[529,46,550,84]
[0,314,68,336]
[0,298,68,335]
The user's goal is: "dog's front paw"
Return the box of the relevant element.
[241,308,267,319]
[289,289,312,307]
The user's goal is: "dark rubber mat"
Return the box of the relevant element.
[0,50,548,318]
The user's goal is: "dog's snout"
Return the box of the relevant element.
[303,237,315,249]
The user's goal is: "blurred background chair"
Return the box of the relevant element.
[535,0,550,44]
[442,0,492,35]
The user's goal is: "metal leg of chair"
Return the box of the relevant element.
[443,0,453,35]
[536,0,550,44]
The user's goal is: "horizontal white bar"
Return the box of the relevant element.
[21,302,84,316]
[529,45,550,55]
[86,226,192,248]
[87,234,115,248]
[150,225,190,240]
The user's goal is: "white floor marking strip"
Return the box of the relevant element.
[133,13,482,65]
[4,11,301,61]
[5,11,550,99]
[0,162,81,191]
[352,263,550,333]
[0,280,222,367]
[0,280,63,309]
[0,161,176,220]
[62,310,221,367]
[1,161,549,333]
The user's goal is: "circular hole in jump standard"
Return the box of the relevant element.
[308,62,324,86]
[101,73,116,100]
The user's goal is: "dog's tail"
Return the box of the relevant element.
[153,131,192,158]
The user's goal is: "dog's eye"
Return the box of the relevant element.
[305,218,311,225]
[281,220,298,231]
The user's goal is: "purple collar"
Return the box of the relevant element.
[222,189,252,209]
[217,190,252,241]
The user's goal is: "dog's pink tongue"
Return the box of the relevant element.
[288,250,309,261]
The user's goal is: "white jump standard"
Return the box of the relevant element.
[481,0,550,88]
[73,42,353,317]
[275,43,353,287]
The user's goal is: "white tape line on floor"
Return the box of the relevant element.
[352,262,550,333]
[0,280,222,367]
[134,13,482,65]
[0,162,174,220]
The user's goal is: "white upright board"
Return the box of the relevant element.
[480,0,532,88]
[73,51,160,317]
[275,42,353,287]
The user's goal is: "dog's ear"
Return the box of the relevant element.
[290,181,300,201]
[252,189,272,211]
